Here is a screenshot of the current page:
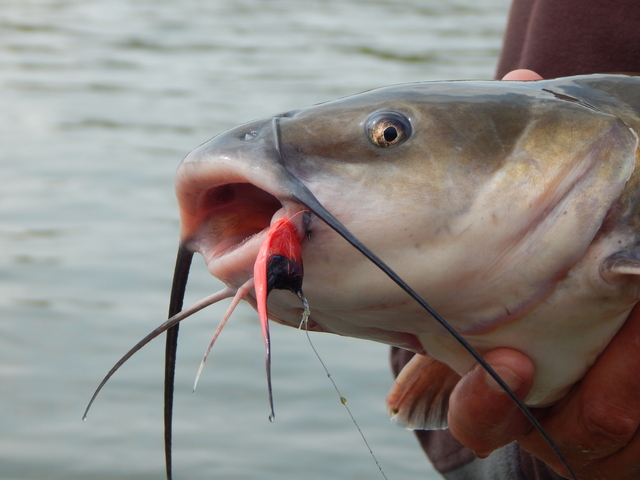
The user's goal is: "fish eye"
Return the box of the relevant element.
[365,111,412,147]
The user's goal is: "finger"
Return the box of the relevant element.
[501,69,543,81]
[520,305,640,474]
[595,428,640,480]
[448,348,535,457]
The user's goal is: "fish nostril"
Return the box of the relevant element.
[242,130,258,141]
[205,184,236,207]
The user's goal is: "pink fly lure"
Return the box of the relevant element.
[254,215,304,420]
[191,215,305,421]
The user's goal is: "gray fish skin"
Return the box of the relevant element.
[176,74,640,408]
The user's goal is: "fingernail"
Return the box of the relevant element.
[474,451,490,459]
[484,365,523,394]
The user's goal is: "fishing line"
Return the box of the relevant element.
[297,293,389,480]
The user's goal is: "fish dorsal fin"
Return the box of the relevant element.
[602,248,640,278]
[387,354,461,430]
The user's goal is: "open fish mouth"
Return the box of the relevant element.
[196,183,284,258]
[184,182,306,286]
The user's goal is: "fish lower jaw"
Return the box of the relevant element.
[204,230,267,287]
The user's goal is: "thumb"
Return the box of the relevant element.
[448,348,536,457]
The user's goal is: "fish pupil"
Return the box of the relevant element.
[266,255,303,295]
[383,126,398,142]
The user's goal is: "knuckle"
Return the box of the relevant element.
[582,400,639,446]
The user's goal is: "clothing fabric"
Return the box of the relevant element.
[496,0,640,79]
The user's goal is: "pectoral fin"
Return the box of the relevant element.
[387,354,461,430]
[602,249,640,279]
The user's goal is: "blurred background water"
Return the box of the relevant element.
[0,0,510,478]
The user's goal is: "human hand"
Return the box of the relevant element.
[501,69,542,81]
[448,305,640,479]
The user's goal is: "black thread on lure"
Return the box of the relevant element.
[271,118,578,480]
[267,255,304,294]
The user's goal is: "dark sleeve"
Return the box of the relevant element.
[496,0,640,79]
